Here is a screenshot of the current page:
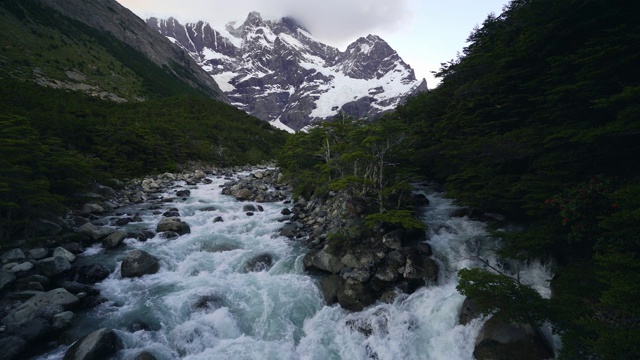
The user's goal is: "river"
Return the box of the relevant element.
[37,172,555,360]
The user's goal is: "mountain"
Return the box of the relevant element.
[0,0,227,102]
[147,12,427,131]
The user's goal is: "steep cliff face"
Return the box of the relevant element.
[0,0,226,102]
[148,13,427,131]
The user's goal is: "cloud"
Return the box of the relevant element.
[117,0,414,47]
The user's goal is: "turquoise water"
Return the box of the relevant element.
[37,175,554,359]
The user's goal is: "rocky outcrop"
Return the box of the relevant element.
[279,186,437,311]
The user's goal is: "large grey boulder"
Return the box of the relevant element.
[1,248,25,264]
[88,227,116,242]
[77,263,111,284]
[305,250,345,274]
[156,217,190,236]
[38,256,72,277]
[474,316,554,360]
[121,250,160,278]
[10,261,34,273]
[402,251,438,282]
[141,179,160,193]
[337,280,375,311]
[53,247,77,262]
[64,328,123,360]
[242,204,258,212]
[29,248,49,260]
[341,268,371,283]
[77,222,99,235]
[235,188,252,200]
[82,203,104,215]
[102,230,128,249]
[374,264,399,282]
[1,288,79,327]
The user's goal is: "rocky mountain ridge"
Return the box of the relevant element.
[0,0,227,102]
[147,12,427,131]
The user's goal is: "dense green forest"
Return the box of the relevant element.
[279,0,639,358]
[0,80,287,241]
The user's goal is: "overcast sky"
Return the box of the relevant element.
[116,0,508,88]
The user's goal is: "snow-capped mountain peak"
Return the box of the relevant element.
[147,12,427,131]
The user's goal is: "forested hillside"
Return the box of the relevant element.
[0,80,287,242]
[399,0,639,358]
[279,0,639,358]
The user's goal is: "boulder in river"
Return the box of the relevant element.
[176,189,191,197]
[102,230,128,249]
[243,204,258,212]
[244,253,274,272]
[77,263,111,284]
[156,217,190,235]
[121,250,160,278]
[63,328,123,360]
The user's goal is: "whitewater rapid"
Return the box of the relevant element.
[38,174,554,360]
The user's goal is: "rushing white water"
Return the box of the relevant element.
[37,175,554,360]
